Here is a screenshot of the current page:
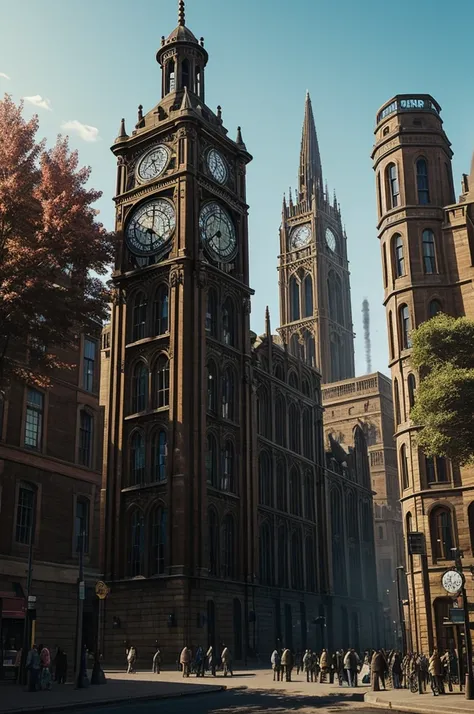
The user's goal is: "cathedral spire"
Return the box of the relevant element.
[299,92,322,201]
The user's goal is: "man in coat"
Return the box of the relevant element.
[281,648,294,682]
[371,650,388,691]
[180,646,191,677]
[428,648,444,696]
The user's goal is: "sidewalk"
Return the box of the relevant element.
[365,687,474,714]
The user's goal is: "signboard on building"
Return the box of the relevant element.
[408,532,426,555]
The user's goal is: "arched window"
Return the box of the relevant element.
[393,234,405,277]
[406,512,413,535]
[394,378,401,425]
[258,451,272,506]
[222,440,235,493]
[275,394,286,446]
[302,378,310,397]
[408,373,416,409]
[382,243,388,287]
[400,444,409,490]
[132,292,147,342]
[399,304,411,350]
[222,367,235,421]
[78,409,93,468]
[166,59,175,93]
[429,299,442,318]
[196,65,202,98]
[330,333,343,382]
[206,433,218,487]
[290,276,300,321]
[303,274,313,317]
[289,403,300,453]
[274,361,284,380]
[426,455,448,484]
[222,297,235,346]
[129,509,144,577]
[422,229,437,274]
[289,467,301,515]
[328,271,343,323]
[151,430,167,482]
[289,333,301,360]
[302,409,312,459]
[277,525,287,587]
[291,530,303,589]
[256,387,270,438]
[206,288,218,337]
[221,514,235,578]
[276,461,286,511]
[153,284,169,335]
[181,58,190,89]
[207,361,217,413]
[151,506,167,575]
[431,506,455,560]
[305,536,316,591]
[386,162,400,208]
[208,508,219,575]
[154,355,170,408]
[130,431,145,485]
[304,331,316,368]
[468,503,474,557]
[416,159,430,205]
[305,472,315,521]
[289,371,298,390]
[132,362,148,413]
[260,522,272,585]
[388,311,395,360]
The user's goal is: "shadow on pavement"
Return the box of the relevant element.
[206,687,366,713]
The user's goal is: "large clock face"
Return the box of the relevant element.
[136,145,170,182]
[290,224,312,249]
[207,148,228,185]
[441,569,463,594]
[199,202,237,263]
[125,198,176,256]
[326,227,337,253]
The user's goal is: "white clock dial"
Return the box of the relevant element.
[199,202,237,263]
[326,227,337,253]
[441,569,463,594]
[207,148,228,185]
[136,145,170,182]
[290,224,312,249]
[126,198,176,256]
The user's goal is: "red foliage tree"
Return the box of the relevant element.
[0,94,114,391]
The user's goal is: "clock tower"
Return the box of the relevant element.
[102,1,254,657]
[278,93,355,384]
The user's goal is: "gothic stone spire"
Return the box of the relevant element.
[299,91,322,201]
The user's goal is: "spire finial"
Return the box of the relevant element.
[236,126,246,150]
[299,92,322,200]
[265,306,271,338]
[116,118,128,141]
[178,0,185,26]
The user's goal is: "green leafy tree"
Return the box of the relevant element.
[410,313,474,465]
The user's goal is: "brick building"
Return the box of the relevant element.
[372,94,474,652]
[100,3,382,664]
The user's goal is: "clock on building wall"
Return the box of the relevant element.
[290,223,312,249]
[125,198,176,256]
[441,568,464,594]
[199,201,237,263]
[136,144,170,182]
[206,148,228,185]
[325,227,337,253]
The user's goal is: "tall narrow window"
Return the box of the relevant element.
[258,451,272,506]
[277,525,287,587]
[291,530,303,589]
[152,430,167,482]
[260,523,272,585]
[422,229,437,274]
[399,304,411,349]
[207,361,217,413]
[393,234,405,277]
[206,433,218,487]
[289,467,301,515]
[304,331,316,368]
[290,333,302,360]
[208,508,218,575]
[382,243,388,287]
[24,388,44,450]
[275,394,286,446]
[276,461,286,511]
[388,311,395,360]
[387,162,400,208]
[290,277,300,321]
[130,431,145,485]
[132,362,148,413]
[305,536,316,591]
[222,441,235,493]
[154,285,169,335]
[181,58,190,89]
[166,60,175,93]
[221,514,235,578]
[206,288,218,337]
[394,378,401,425]
[289,403,300,453]
[222,367,235,421]
[222,297,235,346]
[407,373,416,409]
[328,272,343,323]
[400,444,409,490]
[377,172,383,216]
[302,409,312,459]
[426,456,449,484]
[256,387,270,438]
[83,338,97,392]
[130,510,145,577]
[305,473,315,521]
[154,356,170,408]
[75,497,90,553]
[132,293,147,342]
[303,274,313,317]
[78,410,93,467]
[15,483,36,544]
[416,159,430,205]
[429,299,442,318]
[151,507,167,575]
[431,507,455,560]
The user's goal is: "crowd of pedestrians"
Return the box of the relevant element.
[125,643,234,678]
[24,644,68,692]
[270,646,365,685]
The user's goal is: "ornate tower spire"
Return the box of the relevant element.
[299,92,322,201]
[178,0,185,26]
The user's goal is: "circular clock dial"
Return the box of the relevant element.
[207,148,228,185]
[326,227,337,253]
[441,569,463,594]
[290,224,312,249]
[126,198,176,256]
[199,202,237,263]
[136,145,170,182]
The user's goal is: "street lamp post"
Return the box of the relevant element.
[19,487,38,686]
[396,566,408,654]
[452,548,474,700]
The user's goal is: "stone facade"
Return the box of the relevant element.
[372,94,474,652]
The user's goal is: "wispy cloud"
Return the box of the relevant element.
[24,95,52,111]
[0,72,10,80]
[61,120,101,143]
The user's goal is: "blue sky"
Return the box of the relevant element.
[1,0,473,376]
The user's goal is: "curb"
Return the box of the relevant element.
[364,692,467,714]
[6,684,226,714]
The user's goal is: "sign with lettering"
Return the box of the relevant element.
[408,532,426,555]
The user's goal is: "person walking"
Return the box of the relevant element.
[303,649,312,682]
[335,649,344,685]
[39,645,52,690]
[126,646,137,674]
[152,646,162,674]
[371,649,387,691]
[54,648,67,684]
[26,644,40,692]
[429,648,444,696]
[344,649,358,687]
[194,645,204,677]
[281,648,294,682]
[319,648,329,683]
[221,645,233,677]
[271,648,281,681]
[295,651,302,676]
[180,646,191,677]
[391,651,402,689]
[206,645,216,677]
